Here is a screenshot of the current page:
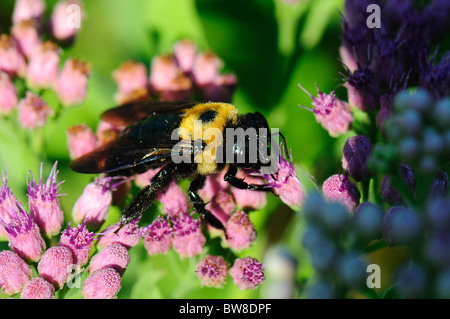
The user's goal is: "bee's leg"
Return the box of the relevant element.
[224,165,273,192]
[188,176,226,232]
[118,163,176,227]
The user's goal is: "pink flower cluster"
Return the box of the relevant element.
[0,0,89,127]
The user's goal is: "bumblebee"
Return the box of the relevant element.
[70,100,280,231]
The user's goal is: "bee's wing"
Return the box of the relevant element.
[70,112,193,175]
[100,100,199,127]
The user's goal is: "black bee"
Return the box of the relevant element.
[70,100,281,231]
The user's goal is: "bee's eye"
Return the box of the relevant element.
[199,110,218,123]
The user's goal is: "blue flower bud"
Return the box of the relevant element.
[337,252,367,288]
[427,199,450,231]
[382,206,422,246]
[354,202,384,240]
[435,269,450,299]
[302,225,327,252]
[307,278,335,299]
[434,98,450,129]
[426,232,450,268]
[422,128,444,156]
[396,264,427,299]
[309,239,338,274]
[320,202,350,234]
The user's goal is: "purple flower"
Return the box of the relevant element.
[0,201,46,262]
[59,221,95,266]
[157,180,189,217]
[88,243,130,276]
[82,267,122,299]
[0,250,32,295]
[112,61,148,104]
[97,219,141,250]
[343,66,380,112]
[0,71,18,115]
[172,213,206,258]
[12,0,46,25]
[322,173,360,212]
[38,246,74,290]
[50,1,83,42]
[225,211,256,252]
[419,53,450,99]
[0,34,27,78]
[231,170,266,211]
[202,73,237,103]
[342,135,372,181]
[20,278,55,299]
[0,170,19,239]
[27,162,65,237]
[298,83,353,137]
[25,41,60,89]
[230,256,265,290]
[206,190,235,229]
[380,164,415,206]
[174,39,197,73]
[263,147,305,209]
[195,255,228,288]
[192,52,223,87]
[142,216,173,256]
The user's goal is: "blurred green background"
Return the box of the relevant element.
[0,0,349,298]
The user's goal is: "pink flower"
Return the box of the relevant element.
[192,52,223,87]
[264,148,305,209]
[66,124,97,159]
[172,213,206,258]
[59,221,95,266]
[142,216,172,256]
[50,1,83,41]
[202,73,237,103]
[82,267,122,299]
[12,0,46,25]
[20,278,55,299]
[38,246,74,290]
[11,19,41,58]
[88,243,130,275]
[198,169,229,202]
[206,190,235,226]
[97,219,141,250]
[72,177,115,230]
[56,58,90,107]
[230,256,265,290]
[322,173,361,212]
[231,170,267,210]
[27,162,65,237]
[196,255,228,287]
[298,83,353,137]
[0,250,32,295]
[0,170,19,239]
[225,211,256,251]
[17,92,54,129]
[0,201,46,262]
[157,181,189,217]
[174,39,197,73]
[95,120,123,147]
[0,72,18,115]
[0,34,26,77]
[112,61,148,104]
[26,41,60,89]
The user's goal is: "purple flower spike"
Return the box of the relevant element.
[59,221,95,266]
[27,162,65,237]
[172,213,206,258]
[230,256,265,290]
[298,83,353,137]
[264,147,305,209]
[322,173,360,212]
[0,201,46,262]
[142,216,173,256]
[196,255,228,288]
[0,250,32,295]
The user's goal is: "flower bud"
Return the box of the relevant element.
[192,52,223,87]
[142,216,172,256]
[298,84,353,137]
[337,252,367,288]
[172,213,206,258]
[395,264,427,299]
[427,198,450,232]
[38,246,74,290]
[322,173,360,212]
[20,278,55,299]
[59,221,95,266]
[309,239,338,274]
[0,171,19,239]
[0,72,18,115]
[13,0,45,25]
[112,61,148,104]
[157,180,189,217]
[201,73,237,103]
[306,278,335,299]
[67,124,97,159]
[17,92,54,129]
[88,243,130,275]
[97,219,141,250]
[198,169,229,202]
[429,170,449,199]
[319,202,350,234]
[344,67,380,112]
[342,135,372,181]
[27,162,64,237]
[195,255,228,288]
[174,39,197,73]
[50,1,83,42]
[435,269,450,299]
[380,164,414,205]
[426,232,450,268]
[11,19,40,59]
[0,250,32,295]
[0,34,26,77]
[56,58,90,107]
[26,41,60,89]
[230,256,265,290]
[434,97,450,129]
[82,268,121,299]
[231,170,266,210]
[382,206,422,246]
[225,211,256,251]
[0,201,46,262]
[353,202,384,240]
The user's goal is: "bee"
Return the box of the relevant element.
[70,100,283,231]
